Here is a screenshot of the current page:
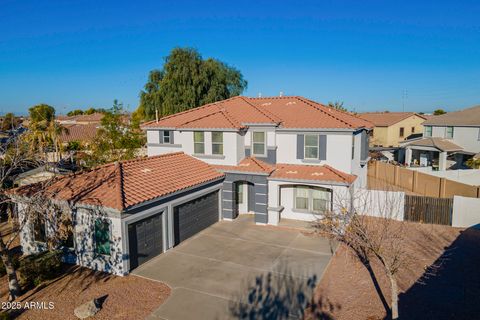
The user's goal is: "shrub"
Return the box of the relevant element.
[17,250,62,288]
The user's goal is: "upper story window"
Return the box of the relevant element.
[194,132,205,154]
[252,131,266,156]
[424,126,432,137]
[411,127,415,133]
[446,126,454,139]
[304,134,319,159]
[94,219,111,256]
[399,127,404,137]
[212,132,223,155]
[163,131,171,144]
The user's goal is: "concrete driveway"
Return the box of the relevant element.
[133,215,336,320]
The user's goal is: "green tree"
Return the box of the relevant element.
[25,104,67,162]
[137,47,247,120]
[86,100,144,167]
[1,113,18,131]
[66,109,84,116]
[28,104,55,125]
[84,107,98,115]
[327,101,348,112]
[433,109,446,115]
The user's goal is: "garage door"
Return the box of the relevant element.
[128,213,163,270]
[174,191,219,245]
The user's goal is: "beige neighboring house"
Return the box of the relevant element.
[358,112,427,147]
[56,112,104,125]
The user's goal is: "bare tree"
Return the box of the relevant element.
[0,133,74,300]
[314,186,410,319]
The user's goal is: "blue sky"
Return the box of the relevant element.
[1,0,479,115]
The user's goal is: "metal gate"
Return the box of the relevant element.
[404,195,453,225]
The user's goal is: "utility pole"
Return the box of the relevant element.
[402,89,408,112]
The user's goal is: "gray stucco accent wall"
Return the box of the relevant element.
[244,147,277,164]
[221,172,269,224]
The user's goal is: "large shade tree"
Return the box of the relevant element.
[136,47,247,120]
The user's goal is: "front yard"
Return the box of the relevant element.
[312,221,480,320]
[0,265,170,319]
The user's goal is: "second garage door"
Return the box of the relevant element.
[173,191,219,245]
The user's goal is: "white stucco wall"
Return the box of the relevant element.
[429,125,480,153]
[452,196,480,228]
[147,129,240,165]
[276,132,354,174]
[17,203,125,275]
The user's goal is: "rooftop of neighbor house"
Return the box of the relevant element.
[423,105,480,126]
[59,123,99,143]
[141,96,373,130]
[357,112,426,127]
[56,112,104,123]
[213,157,356,185]
[11,152,224,211]
[402,137,463,152]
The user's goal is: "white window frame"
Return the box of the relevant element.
[212,132,223,155]
[193,131,205,154]
[163,131,171,144]
[424,126,432,137]
[294,186,331,213]
[446,126,454,139]
[252,131,266,157]
[304,134,319,160]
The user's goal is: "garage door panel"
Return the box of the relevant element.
[129,213,163,270]
[174,191,219,245]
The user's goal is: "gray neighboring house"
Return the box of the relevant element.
[400,105,480,170]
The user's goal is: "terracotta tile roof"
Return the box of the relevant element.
[56,113,104,124]
[59,124,99,143]
[423,105,480,126]
[403,137,463,152]
[142,96,372,130]
[212,157,275,174]
[12,152,224,211]
[269,163,356,185]
[357,112,426,127]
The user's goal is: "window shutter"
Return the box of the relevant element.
[159,130,164,144]
[170,131,174,144]
[319,135,327,160]
[297,134,304,159]
[361,131,368,160]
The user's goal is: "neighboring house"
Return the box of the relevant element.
[13,165,71,187]
[59,123,99,144]
[400,105,480,170]
[142,95,372,224]
[358,112,427,147]
[56,113,104,125]
[12,96,372,274]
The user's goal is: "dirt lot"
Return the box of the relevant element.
[313,221,480,320]
[0,265,171,320]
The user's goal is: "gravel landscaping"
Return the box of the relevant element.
[0,265,171,320]
[311,221,480,320]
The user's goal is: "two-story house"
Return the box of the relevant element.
[357,112,426,147]
[143,96,372,224]
[12,96,372,275]
[401,105,480,170]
